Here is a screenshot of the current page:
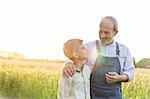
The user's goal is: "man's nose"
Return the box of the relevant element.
[100,32,106,38]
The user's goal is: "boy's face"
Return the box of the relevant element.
[75,44,88,60]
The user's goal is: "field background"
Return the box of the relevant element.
[0,58,150,99]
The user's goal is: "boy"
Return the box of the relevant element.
[58,39,91,99]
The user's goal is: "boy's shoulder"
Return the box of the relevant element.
[83,64,92,74]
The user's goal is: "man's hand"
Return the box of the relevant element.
[62,61,76,77]
[105,72,121,84]
[105,72,128,84]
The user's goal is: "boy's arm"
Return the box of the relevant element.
[58,75,72,99]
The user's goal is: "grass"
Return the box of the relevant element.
[122,68,150,99]
[0,58,150,99]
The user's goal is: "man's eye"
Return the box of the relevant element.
[105,31,110,35]
[99,31,102,33]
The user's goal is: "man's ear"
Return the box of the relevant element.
[113,30,118,36]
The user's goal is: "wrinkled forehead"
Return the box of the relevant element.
[100,19,114,30]
[100,18,114,27]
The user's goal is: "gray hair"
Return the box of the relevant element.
[101,16,118,32]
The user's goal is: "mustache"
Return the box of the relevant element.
[100,38,113,44]
[101,38,111,41]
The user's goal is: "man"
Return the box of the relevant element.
[63,16,134,99]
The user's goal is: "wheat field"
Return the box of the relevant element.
[0,58,150,99]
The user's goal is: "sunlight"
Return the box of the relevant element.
[0,0,150,61]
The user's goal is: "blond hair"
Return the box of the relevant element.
[63,39,83,60]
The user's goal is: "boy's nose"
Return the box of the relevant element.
[85,49,88,54]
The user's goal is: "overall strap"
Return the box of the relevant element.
[116,42,120,56]
[116,42,121,75]
[91,40,100,73]
[96,40,100,53]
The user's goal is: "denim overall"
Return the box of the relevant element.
[90,40,122,99]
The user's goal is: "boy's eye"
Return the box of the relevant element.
[83,46,86,49]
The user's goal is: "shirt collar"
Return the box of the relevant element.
[100,40,116,47]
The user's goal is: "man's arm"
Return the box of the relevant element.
[63,41,97,77]
[62,60,76,77]
[106,47,135,84]
[106,72,128,84]
[121,47,135,82]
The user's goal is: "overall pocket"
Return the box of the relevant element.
[91,84,121,97]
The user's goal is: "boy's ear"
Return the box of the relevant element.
[73,53,78,59]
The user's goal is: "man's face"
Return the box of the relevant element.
[99,19,117,45]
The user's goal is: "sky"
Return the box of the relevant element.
[0,0,150,62]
